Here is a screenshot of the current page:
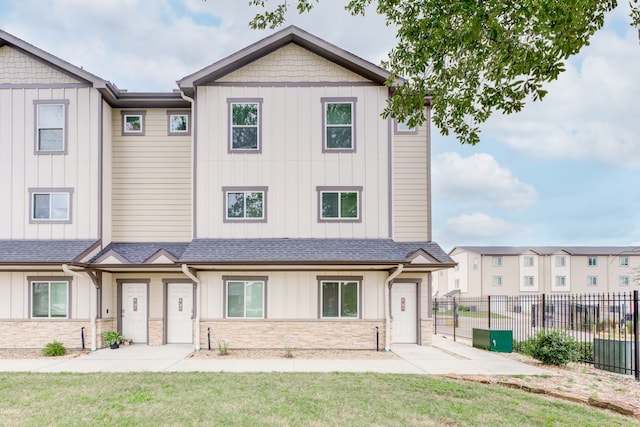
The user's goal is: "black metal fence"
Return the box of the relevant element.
[433,291,640,379]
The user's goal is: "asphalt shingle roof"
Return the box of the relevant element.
[93,242,190,264]
[179,238,453,264]
[0,240,99,263]
[454,246,640,256]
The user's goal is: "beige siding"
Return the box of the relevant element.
[199,270,387,320]
[111,109,191,242]
[0,86,101,239]
[0,46,81,85]
[217,44,370,83]
[0,271,93,319]
[393,123,430,241]
[196,84,389,239]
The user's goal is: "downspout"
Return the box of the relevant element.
[384,264,404,352]
[181,264,201,351]
[63,264,98,352]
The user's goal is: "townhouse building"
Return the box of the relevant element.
[0,26,453,351]
[439,246,640,297]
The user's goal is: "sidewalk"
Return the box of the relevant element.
[0,335,552,375]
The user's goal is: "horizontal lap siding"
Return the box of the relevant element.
[393,129,430,241]
[112,109,191,242]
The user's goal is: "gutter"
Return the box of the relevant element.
[384,264,404,352]
[181,264,201,351]
[63,264,98,352]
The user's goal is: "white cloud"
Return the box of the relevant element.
[484,5,640,168]
[444,213,527,240]
[432,152,538,209]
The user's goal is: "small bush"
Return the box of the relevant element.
[42,341,67,357]
[217,339,229,356]
[574,341,594,362]
[526,329,579,366]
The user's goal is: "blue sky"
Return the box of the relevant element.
[2,0,639,251]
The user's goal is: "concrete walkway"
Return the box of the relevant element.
[0,335,552,376]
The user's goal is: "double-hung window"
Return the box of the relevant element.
[223,187,267,222]
[30,278,69,318]
[35,100,68,153]
[319,277,361,318]
[29,188,72,223]
[317,186,361,222]
[322,97,356,152]
[224,277,266,318]
[229,99,262,152]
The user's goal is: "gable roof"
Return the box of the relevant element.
[0,240,100,264]
[0,29,107,88]
[177,26,395,96]
[91,242,190,265]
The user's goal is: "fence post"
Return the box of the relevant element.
[542,293,546,330]
[634,290,639,381]
[433,298,438,335]
[453,297,457,342]
[488,295,492,329]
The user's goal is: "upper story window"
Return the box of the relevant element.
[492,276,503,286]
[524,276,535,287]
[322,97,356,152]
[394,119,418,134]
[35,100,68,154]
[319,276,361,319]
[121,110,146,135]
[555,256,566,267]
[524,256,535,267]
[588,256,598,267]
[620,256,630,267]
[588,276,598,286]
[454,279,460,289]
[317,186,362,222]
[223,187,267,222]
[620,276,630,286]
[224,277,266,319]
[228,99,262,153]
[29,188,73,223]
[472,257,479,270]
[167,110,190,136]
[492,256,503,267]
[556,276,566,286]
[30,278,70,319]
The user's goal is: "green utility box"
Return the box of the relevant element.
[472,328,513,353]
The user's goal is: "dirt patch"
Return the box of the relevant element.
[0,349,89,359]
[188,348,400,360]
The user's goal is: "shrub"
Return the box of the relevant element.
[217,339,229,356]
[525,329,579,366]
[574,341,594,363]
[42,341,67,357]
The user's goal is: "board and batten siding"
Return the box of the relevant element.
[111,108,192,242]
[0,47,101,239]
[198,270,386,320]
[393,123,430,242]
[195,44,390,239]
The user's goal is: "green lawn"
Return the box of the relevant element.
[0,372,630,426]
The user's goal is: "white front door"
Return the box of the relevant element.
[167,282,194,344]
[122,282,148,344]
[392,282,418,343]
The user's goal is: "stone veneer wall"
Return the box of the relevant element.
[148,319,164,346]
[199,320,385,350]
[420,318,433,346]
[0,318,115,349]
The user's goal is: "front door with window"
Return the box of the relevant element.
[122,282,148,344]
[392,282,418,343]
[167,282,194,344]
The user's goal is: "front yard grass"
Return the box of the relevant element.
[0,372,632,426]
